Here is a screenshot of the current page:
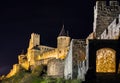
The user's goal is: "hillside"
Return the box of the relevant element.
[1,66,81,83]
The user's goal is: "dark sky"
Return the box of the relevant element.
[0,0,95,75]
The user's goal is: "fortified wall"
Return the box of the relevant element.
[47,58,64,78]
[5,1,120,81]
[94,1,120,38]
[100,15,120,39]
[5,26,71,78]
[64,39,87,81]
[6,64,20,78]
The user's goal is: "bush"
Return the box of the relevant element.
[32,65,43,76]
[65,79,81,83]
[56,78,64,83]
[1,68,82,83]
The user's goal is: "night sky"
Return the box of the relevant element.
[0,0,95,75]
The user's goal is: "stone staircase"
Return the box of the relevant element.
[83,73,120,83]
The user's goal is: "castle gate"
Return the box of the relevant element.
[87,39,120,78]
[96,48,116,73]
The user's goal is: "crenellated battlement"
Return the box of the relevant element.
[96,1,120,7]
[31,33,40,39]
[3,1,120,81]
[96,1,120,14]
[28,33,40,50]
[99,14,120,39]
[94,0,120,38]
[31,33,40,45]
[109,1,120,6]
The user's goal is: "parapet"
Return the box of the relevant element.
[31,33,40,38]
[96,1,120,6]
[109,1,120,6]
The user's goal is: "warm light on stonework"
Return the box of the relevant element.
[96,48,116,73]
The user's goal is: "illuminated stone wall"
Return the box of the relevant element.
[16,32,70,72]
[57,36,70,48]
[26,33,54,65]
[6,64,20,78]
[96,48,116,73]
[28,33,40,50]
[72,39,86,79]
[100,16,120,39]
[47,59,64,78]
[64,39,87,81]
[18,54,29,70]
[93,1,120,38]
[38,45,55,54]
[64,40,73,79]
[7,32,71,78]
[37,47,69,61]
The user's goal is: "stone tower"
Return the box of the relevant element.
[93,0,120,38]
[28,33,40,49]
[27,33,40,66]
[57,25,70,48]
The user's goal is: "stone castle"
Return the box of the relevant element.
[5,25,71,78]
[3,0,120,81]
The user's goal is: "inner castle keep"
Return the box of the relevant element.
[4,0,120,81]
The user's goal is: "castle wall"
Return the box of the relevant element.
[86,33,94,44]
[93,1,120,38]
[18,54,29,70]
[100,15,120,39]
[35,58,54,65]
[38,45,55,54]
[57,36,70,48]
[72,39,86,79]
[37,47,69,60]
[18,54,27,64]
[4,1,120,80]
[16,32,70,74]
[85,43,89,73]
[20,61,29,70]
[6,64,20,78]
[26,32,55,67]
[28,33,40,50]
[37,49,58,60]
[27,50,36,66]
[64,39,87,81]
[35,47,68,67]
[47,58,64,78]
[27,33,40,64]
[64,40,73,79]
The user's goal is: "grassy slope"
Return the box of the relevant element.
[1,69,81,83]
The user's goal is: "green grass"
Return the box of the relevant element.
[1,66,82,83]
[2,75,81,83]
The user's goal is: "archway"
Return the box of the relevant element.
[96,48,116,73]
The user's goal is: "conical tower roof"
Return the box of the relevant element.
[59,25,68,36]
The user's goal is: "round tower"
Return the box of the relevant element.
[57,25,70,48]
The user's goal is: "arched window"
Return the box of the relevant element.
[96,48,116,73]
